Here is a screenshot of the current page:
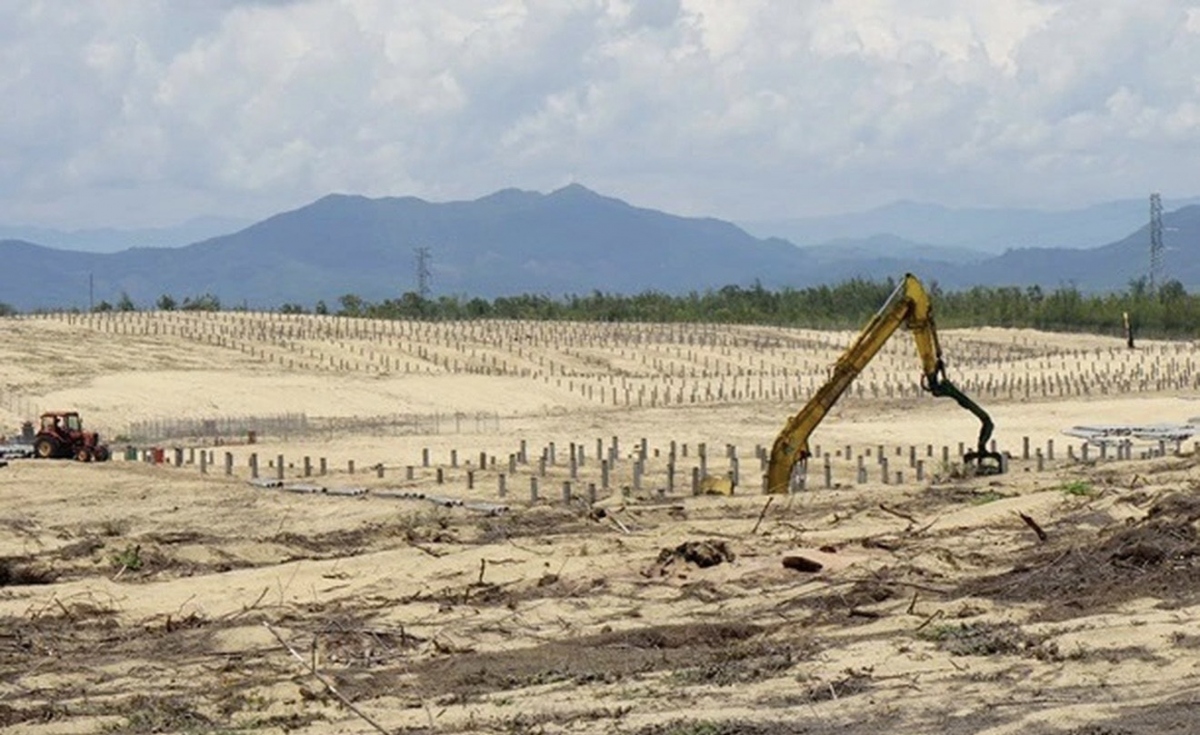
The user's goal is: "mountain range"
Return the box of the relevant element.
[1,185,1195,311]
[0,215,251,254]
[741,196,1200,253]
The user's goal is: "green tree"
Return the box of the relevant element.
[181,293,220,311]
[156,294,177,311]
[465,297,490,317]
[117,291,137,312]
[1158,279,1187,304]
[337,294,364,317]
[253,276,1200,340]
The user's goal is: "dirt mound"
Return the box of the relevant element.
[961,494,1200,619]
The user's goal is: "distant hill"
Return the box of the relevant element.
[0,216,250,253]
[0,186,813,310]
[0,213,250,254]
[1,186,1197,311]
[952,205,1200,291]
[744,197,1200,253]
[800,234,988,266]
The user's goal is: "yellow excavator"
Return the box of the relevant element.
[767,273,1004,493]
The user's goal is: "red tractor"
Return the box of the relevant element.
[33,411,111,462]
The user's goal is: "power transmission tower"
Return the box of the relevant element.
[1149,192,1164,293]
[414,247,432,300]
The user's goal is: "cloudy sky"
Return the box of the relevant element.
[3,0,1200,229]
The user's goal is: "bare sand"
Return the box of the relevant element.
[1,312,1198,734]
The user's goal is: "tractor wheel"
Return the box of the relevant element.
[75,446,93,462]
[94,445,111,462]
[35,437,59,459]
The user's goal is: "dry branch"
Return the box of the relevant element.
[216,587,270,623]
[609,515,632,534]
[914,609,944,632]
[1017,511,1048,543]
[878,503,920,526]
[750,496,774,535]
[263,622,391,735]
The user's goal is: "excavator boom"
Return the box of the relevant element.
[766,273,1003,493]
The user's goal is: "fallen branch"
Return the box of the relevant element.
[263,622,390,735]
[409,541,446,558]
[861,536,902,552]
[750,496,774,535]
[217,587,270,623]
[878,502,919,526]
[914,609,944,632]
[912,516,940,536]
[1016,511,1048,543]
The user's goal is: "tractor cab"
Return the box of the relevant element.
[34,411,110,462]
[41,412,82,436]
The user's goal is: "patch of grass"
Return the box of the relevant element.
[917,621,1058,659]
[495,706,633,734]
[110,544,143,572]
[101,696,214,734]
[669,646,800,687]
[922,485,1012,505]
[630,720,812,735]
[970,490,1009,505]
[1060,480,1096,497]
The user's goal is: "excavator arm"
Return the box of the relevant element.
[766,273,1003,494]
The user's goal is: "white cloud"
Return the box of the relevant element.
[1,0,1199,228]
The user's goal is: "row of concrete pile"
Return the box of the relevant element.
[246,477,510,515]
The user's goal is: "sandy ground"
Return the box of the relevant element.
[1,312,1199,735]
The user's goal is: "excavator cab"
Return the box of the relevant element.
[767,274,1004,493]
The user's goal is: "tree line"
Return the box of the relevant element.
[3,277,1197,338]
[313,277,1200,339]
